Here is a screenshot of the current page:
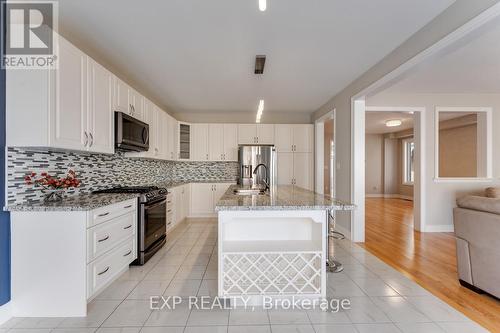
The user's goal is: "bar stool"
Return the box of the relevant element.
[327,210,345,273]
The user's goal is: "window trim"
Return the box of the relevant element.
[402,137,415,186]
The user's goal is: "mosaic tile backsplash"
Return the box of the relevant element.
[6,147,238,205]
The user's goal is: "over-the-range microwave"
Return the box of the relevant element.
[115,111,150,152]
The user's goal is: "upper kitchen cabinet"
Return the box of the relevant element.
[275,124,314,153]
[192,123,209,161]
[88,59,114,154]
[6,36,114,154]
[209,124,238,161]
[113,77,144,121]
[166,113,178,160]
[237,124,274,145]
[178,122,191,160]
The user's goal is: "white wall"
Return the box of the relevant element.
[312,1,499,232]
[367,93,500,231]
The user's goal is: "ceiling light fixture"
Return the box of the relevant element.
[259,0,267,11]
[256,99,264,123]
[385,119,402,127]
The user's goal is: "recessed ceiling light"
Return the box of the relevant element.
[259,0,267,11]
[385,119,402,127]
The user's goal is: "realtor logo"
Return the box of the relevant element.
[1,0,58,69]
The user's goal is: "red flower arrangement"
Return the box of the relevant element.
[24,170,81,190]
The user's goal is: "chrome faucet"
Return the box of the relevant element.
[253,163,269,191]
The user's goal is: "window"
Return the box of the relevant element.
[403,138,414,185]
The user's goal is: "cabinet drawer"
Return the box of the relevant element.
[87,237,136,299]
[88,199,137,228]
[87,211,136,262]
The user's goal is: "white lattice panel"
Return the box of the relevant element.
[222,252,322,296]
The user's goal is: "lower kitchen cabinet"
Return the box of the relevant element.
[10,199,138,317]
[169,183,191,230]
[190,182,235,217]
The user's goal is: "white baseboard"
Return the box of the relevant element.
[0,301,12,326]
[366,193,413,201]
[425,225,454,233]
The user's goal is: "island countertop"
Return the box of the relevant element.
[215,185,355,211]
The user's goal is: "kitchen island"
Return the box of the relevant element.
[215,185,355,305]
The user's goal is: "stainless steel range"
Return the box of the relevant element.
[93,186,167,265]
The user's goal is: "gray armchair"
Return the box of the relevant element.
[454,195,500,298]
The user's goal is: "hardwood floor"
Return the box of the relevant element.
[363,198,500,332]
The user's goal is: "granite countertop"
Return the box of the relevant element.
[5,179,237,212]
[215,185,356,211]
[6,193,141,212]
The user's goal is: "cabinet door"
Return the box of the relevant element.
[88,59,114,154]
[293,152,314,190]
[169,115,178,160]
[190,183,214,216]
[293,125,314,153]
[128,89,144,121]
[51,38,87,150]
[238,124,257,144]
[157,110,168,159]
[209,124,224,161]
[174,187,183,225]
[257,124,275,144]
[223,124,238,161]
[275,125,293,152]
[277,153,294,185]
[113,77,130,114]
[193,124,209,161]
[178,122,191,160]
[183,184,191,218]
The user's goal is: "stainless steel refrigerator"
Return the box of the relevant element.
[238,145,277,188]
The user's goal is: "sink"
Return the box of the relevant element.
[233,188,267,196]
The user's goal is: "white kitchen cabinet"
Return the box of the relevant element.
[88,59,114,154]
[171,184,191,227]
[11,199,137,317]
[190,183,215,216]
[190,182,235,217]
[275,124,314,153]
[167,114,178,160]
[238,124,275,144]
[178,122,192,160]
[224,124,239,161]
[146,101,160,158]
[209,124,238,161]
[6,36,114,154]
[113,76,145,121]
[293,153,314,190]
[157,109,169,159]
[192,124,210,161]
[277,152,313,190]
[129,89,144,121]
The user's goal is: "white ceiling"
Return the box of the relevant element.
[58,0,454,114]
[381,16,500,94]
[365,112,414,134]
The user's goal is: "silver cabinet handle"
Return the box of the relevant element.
[98,266,110,276]
[123,250,132,257]
[206,153,209,160]
[84,131,88,147]
[123,225,132,230]
[89,132,94,147]
[98,212,109,217]
[124,204,133,209]
[98,235,109,242]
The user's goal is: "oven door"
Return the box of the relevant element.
[142,198,167,251]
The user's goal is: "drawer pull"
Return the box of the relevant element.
[124,204,133,209]
[167,210,172,213]
[98,266,110,276]
[98,235,110,243]
[123,225,133,230]
[98,212,110,217]
[123,250,132,257]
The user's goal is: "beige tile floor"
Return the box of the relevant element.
[1,218,489,333]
